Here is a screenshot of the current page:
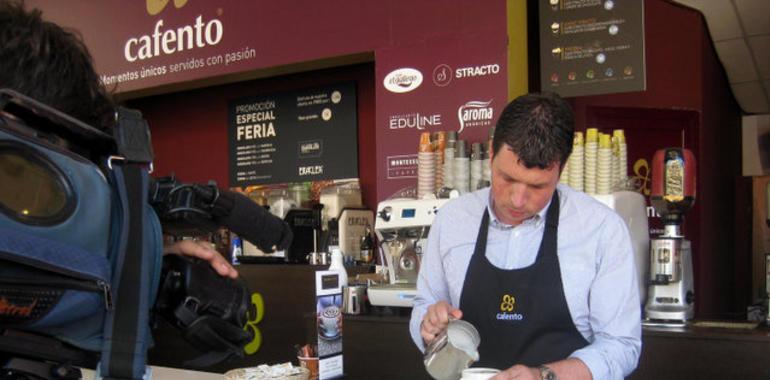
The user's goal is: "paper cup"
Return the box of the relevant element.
[298,356,319,379]
[461,367,501,380]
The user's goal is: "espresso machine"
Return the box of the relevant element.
[644,148,696,323]
[368,197,449,307]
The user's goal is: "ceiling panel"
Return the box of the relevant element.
[715,39,758,83]
[676,0,742,41]
[732,82,770,113]
[674,0,770,114]
[748,35,770,79]
[734,0,770,35]
[764,80,770,98]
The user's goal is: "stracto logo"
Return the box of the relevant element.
[457,100,493,134]
[456,64,500,79]
[125,1,223,62]
[383,68,423,93]
[432,64,452,87]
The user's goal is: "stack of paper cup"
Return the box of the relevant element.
[482,142,491,185]
[568,132,584,192]
[417,132,436,199]
[584,128,598,195]
[443,132,457,190]
[470,143,484,191]
[611,133,619,189]
[454,140,470,194]
[561,153,571,184]
[434,131,446,189]
[614,129,628,187]
[597,133,612,194]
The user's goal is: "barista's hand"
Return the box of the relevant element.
[163,240,239,279]
[490,365,538,380]
[420,301,462,345]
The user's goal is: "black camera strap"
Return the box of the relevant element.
[100,163,152,380]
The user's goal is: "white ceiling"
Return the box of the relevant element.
[674,0,770,114]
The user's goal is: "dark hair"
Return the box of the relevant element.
[0,0,115,130]
[492,92,574,170]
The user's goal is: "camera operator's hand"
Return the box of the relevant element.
[163,240,238,279]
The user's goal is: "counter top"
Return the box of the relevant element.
[342,314,770,380]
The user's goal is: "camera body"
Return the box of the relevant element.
[0,89,253,378]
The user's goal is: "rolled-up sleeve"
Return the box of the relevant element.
[409,214,450,353]
[569,217,642,380]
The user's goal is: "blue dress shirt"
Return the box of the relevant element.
[410,184,641,380]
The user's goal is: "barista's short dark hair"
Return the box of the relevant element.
[0,0,115,130]
[492,92,574,170]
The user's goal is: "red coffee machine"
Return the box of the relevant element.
[644,148,696,323]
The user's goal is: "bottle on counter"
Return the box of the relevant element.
[359,224,374,265]
[230,235,242,266]
[328,248,348,287]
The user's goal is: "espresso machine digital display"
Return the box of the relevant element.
[401,208,416,218]
[644,148,696,324]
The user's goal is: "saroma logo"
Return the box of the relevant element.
[457,100,493,134]
[383,68,423,93]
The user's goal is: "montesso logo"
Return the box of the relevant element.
[389,113,442,130]
[125,1,223,62]
[458,100,493,134]
[299,165,323,176]
[497,294,524,321]
[383,68,423,93]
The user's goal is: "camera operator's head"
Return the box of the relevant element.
[0,0,115,130]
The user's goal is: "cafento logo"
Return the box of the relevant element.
[146,0,189,15]
[125,0,223,62]
[496,293,524,321]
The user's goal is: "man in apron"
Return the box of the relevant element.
[410,92,641,380]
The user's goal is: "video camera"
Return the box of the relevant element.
[0,89,290,379]
[148,175,292,254]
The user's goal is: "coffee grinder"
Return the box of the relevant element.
[644,148,696,323]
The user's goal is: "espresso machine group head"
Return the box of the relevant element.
[644,148,696,323]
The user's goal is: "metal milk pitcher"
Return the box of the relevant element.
[423,319,481,380]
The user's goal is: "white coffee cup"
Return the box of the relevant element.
[461,367,500,380]
[319,305,340,337]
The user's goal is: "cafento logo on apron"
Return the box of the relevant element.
[496,294,524,321]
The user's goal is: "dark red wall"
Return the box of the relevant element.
[568,0,744,318]
[127,63,378,210]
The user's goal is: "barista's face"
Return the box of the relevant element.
[489,145,560,226]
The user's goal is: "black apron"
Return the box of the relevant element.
[459,192,588,368]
